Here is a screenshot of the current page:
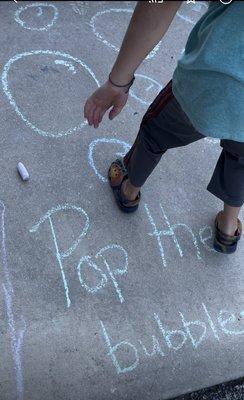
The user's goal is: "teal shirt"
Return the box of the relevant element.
[172,1,244,142]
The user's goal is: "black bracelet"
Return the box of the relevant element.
[109,73,135,93]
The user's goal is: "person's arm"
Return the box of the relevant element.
[110,1,182,84]
[84,1,182,128]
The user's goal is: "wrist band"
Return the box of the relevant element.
[109,73,135,93]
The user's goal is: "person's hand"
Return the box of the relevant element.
[84,80,129,128]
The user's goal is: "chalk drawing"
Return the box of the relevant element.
[145,84,154,92]
[96,244,128,303]
[88,138,131,182]
[199,225,215,252]
[70,1,90,16]
[220,0,233,4]
[2,50,100,138]
[100,320,139,374]
[100,302,244,375]
[77,244,128,303]
[30,204,90,307]
[54,60,77,74]
[177,2,208,25]
[37,7,43,17]
[218,310,244,336]
[77,256,108,294]
[90,9,162,60]
[14,3,58,31]
[144,203,167,268]
[0,202,26,400]
[145,203,202,268]
[179,312,207,349]
[154,313,187,351]
[202,303,220,341]
[130,74,162,106]
[138,336,165,357]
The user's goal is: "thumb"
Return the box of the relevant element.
[109,105,123,120]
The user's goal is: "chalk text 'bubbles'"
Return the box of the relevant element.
[89,9,163,61]
[88,138,131,183]
[14,3,59,31]
[29,205,129,307]
[2,50,100,139]
[100,302,244,375]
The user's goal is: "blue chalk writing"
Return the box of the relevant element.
[202,303,220,341]
[77,244,128,303]
[145,203,202,268]
[30,204,89,307]
[199,225,215,252]
[77,256,108,293]
[100,320,139,374]
[154,313,187,351]
[100,302,244,375]
[139,336,165,357]
[218,310,244,336]
[179,312,207,349]
[96,244,128,303]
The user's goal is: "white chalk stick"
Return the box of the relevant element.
[17,162,29,181]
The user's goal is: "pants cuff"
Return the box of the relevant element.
[207,183,244,207]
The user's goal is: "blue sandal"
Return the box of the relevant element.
[214,212,242,254]
[108,159,141,213]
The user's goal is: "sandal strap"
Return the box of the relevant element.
[120,188,141,207]
[215,212,242,246]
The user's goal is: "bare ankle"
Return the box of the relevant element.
[218,211,238,236]
[122,179,140,201]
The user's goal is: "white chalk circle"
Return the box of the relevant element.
[90,9,162,61]
[14,3,58,31]
[2,50,100,138]
[130,74,162,106]
[88,138,131,182]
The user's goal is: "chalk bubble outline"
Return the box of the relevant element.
[14,3,59,31]
[2,50,100,138]
[130,74,162,106]
[29,204,90,259]
[88,138,131,183]
[90,9,162,60]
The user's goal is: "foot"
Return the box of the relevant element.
[217,211,239,236]
[121,179,140,202]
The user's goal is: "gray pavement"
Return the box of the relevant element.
[0,2,243,400]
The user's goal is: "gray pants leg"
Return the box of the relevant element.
[123,80,244,207]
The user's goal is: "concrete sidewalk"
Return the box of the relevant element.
[0,2,243,400]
